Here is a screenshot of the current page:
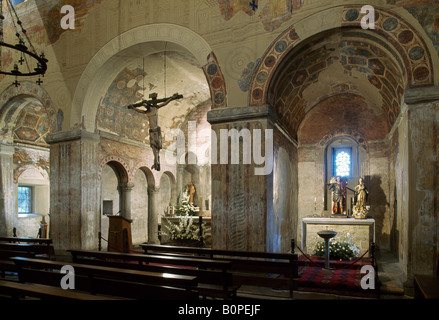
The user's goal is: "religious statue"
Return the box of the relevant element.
[353,178,369,219]
[188,181,196,205]
[127,92,183,171]
[327,176,347,215]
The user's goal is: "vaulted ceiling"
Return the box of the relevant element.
[96,48,211,148]
[269,28,408,143]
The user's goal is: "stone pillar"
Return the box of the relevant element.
[47,129,100,251]
[176,165,185,204]
[119,183,134,220]
[0,144,15,237]
[147,186,160,244]
[402,86,439,284]
[207,105,275,251]
[207,105,298,252]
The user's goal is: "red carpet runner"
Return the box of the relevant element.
[295,255,378,298]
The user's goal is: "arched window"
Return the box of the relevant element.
[333,148,352,178]
[324,138,360,212]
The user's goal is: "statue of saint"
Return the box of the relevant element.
[127,92,183,171]
[327,176,346,214]
[353,178,369,218]
[189,182,196,205]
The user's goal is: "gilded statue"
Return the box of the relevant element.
[353,178,369,219]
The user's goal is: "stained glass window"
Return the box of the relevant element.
[18,186,32,213]
[333,148,352,178]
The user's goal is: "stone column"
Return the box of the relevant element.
[147,186,160,244]
[207,105,298,252]
[0,144,15,237]
[402,86,439,284]
[207,105,274,251]
[119,183,134,220]
[176,165,185,204]
[47,129,100,251]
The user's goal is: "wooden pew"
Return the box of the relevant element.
[0,237,53,246]
[141,244,299,299]
[0,243,55,277]
[0,280,121,300]
[11,257,198,300]
[68,249,238,299]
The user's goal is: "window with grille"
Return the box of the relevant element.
[17,186,33,214]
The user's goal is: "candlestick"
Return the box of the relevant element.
[199,197,203,215]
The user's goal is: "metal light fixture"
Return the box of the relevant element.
[0,0,48,87]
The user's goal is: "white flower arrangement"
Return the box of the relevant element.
[175,198,199,216]
[160,198,210,241]
[312,231,361,261]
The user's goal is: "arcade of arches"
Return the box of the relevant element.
[0,0,438,295]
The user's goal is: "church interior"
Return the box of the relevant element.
[0,0,438,302]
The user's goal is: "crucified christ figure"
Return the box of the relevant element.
[127,92,183,171]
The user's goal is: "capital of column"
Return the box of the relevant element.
[0,143,14,156]
[207,104,278,125]
[147,186,160,195]
[119,183,135,192]
[404,85,439,105]
[46,128,100,144]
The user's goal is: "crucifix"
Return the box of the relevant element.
[127,92,183,171]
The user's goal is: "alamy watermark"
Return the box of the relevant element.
[361,265,376,290]
[60,265,75,290]
[163,122,274,176]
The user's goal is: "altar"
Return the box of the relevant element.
[159,216,212,247]
[301,217,375,257]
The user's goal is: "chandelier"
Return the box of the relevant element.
[0,0,48,87]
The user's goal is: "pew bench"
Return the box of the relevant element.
[0,237,53,246]
[11,257,198,300]
[141,244,299,299]
[0,280,122,300]
[0,243,55,278]
[68,250,239,299]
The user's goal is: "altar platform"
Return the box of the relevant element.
[301,217,375,257]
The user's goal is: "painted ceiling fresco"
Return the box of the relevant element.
[13,101,50,147]
[270,29,405,141]
[218,0,303,31]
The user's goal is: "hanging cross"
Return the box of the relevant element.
[127,92,183,171]
[18,56,25,65]
[36,77,43,85]
[249,0,258,11]
[12,79,20,87]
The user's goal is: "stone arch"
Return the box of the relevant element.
[319,128,369,152]
[71,23,226,132]
[248,5,438,107]
[0,82,58,139]
[131,163,156,188]
[14,164,50,184]
[161,171,177,205]
[98,156,130,185]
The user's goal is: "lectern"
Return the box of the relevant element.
[107,215,132,253]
